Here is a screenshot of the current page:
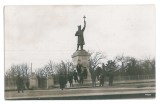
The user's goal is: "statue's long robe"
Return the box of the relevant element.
[75,22,86,45]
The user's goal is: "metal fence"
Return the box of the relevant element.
[112,74,155,81]
[5,77,17,90]
[37,77,47,89]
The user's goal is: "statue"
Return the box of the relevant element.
[72,16,91,82]
[75,16,86,50]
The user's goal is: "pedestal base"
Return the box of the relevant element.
[29,73,38,89]
[72,50,91,81]
[47,75,54,89]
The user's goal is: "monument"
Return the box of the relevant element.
[29,72,38,89]
[47,75,54,89]
[72,16,91,82]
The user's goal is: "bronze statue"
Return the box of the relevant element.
[75,16,86,50]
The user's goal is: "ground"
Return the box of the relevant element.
[5,80,155,100]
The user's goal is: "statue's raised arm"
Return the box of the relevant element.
[82,20,86,32]
[82,16,86,32]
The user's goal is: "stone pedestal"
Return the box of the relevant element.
[72,50,91,82]
[29,73,38,89]
[47,75,54,89]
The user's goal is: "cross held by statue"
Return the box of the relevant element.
[83,16,86,21]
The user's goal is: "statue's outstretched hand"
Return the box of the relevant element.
[84,20,86,25]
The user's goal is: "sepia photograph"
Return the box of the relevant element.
[4,5,155,100]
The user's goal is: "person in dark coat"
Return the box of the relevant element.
[91,70,96,87]
[16,75,24,93]
[96,66,102,81]
[68,73,73,87]
[73,70,78,83]
[83,67,88,79]
[59,73,66,90]
[76,63,82,77]
[99,73,104,86]
[79,72,84,85]
[109,71,114,86]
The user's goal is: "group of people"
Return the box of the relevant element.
[59,63,114,90]
[75,64,88,84]
[68,69,85,86]
[59,64,88,90]
[16,74,30,93]
[91,68,114,87]
[99,71,114,87]
[91,70,105,87]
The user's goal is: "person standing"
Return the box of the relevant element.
[73,70,78,83]
[76,63,82,77]
[99,73,104,86]
[83,67,88,79]
[109,71,114,86]
[16,75,24,93]
[68,72,73,87]
[91,70,97,87]
[79,72,84,85]
[59,73,65,90]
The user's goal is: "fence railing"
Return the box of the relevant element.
[5,77,17,90]
[112,74,155,81]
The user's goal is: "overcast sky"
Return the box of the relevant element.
[5,5,155,70]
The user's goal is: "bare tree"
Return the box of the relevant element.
[8,63,30,78]
[5,63,31,89]
[89,51,106,71]
[88,51,106,84]
[114,55,130,74]
[55,60,73,75]
[46,60,57,76]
